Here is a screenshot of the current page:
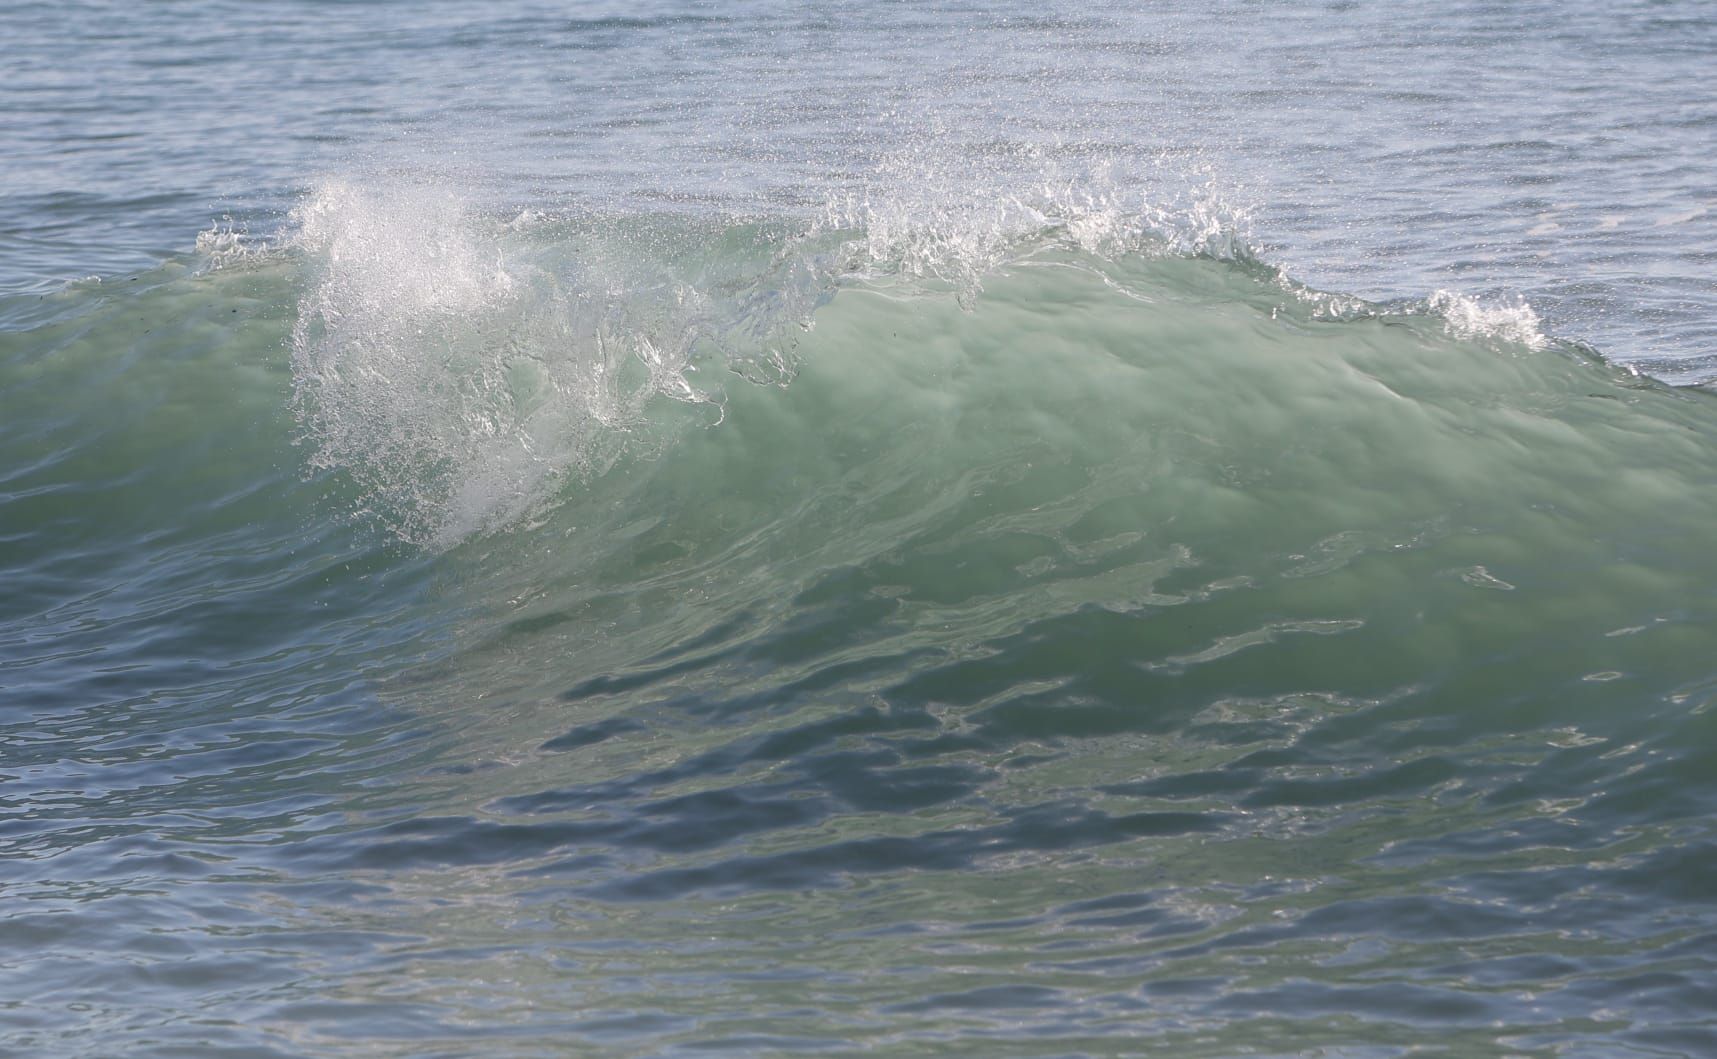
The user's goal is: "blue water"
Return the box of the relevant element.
[4,2,1717,1056]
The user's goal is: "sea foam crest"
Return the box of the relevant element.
[289,177,715,547]
[194,215,268,269]
[1288,281,1550,352]
[817,148,1252,303]
[293,178,516,317]
[284,153,1553,550]
[1425,289,1548,351]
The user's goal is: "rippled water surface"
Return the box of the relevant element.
[3,2,1716,1056]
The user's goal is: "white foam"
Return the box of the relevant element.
[816,146,1252,303]
[194,215,267,269]
[288,176,715,547]
[1425,289,1548,351]
[293,178,516,318]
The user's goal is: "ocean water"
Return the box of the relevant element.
[3,2,1716,1056]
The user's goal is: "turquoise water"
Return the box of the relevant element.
[5,3,1717,1056]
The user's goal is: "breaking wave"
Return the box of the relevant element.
[274,161,1560,547]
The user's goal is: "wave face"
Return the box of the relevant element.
[5,202,1717,1055]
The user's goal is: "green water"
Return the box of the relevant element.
[10,227,1715,1054]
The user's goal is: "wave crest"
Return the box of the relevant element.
[282,160,1563,548]
[816,150,1253,303]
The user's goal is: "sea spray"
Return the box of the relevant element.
[288,176,725,545]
